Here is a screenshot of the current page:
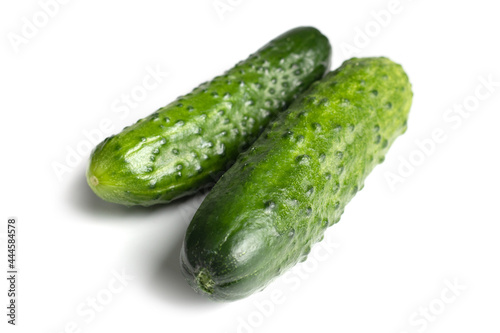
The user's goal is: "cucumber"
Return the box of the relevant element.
[181,57,413,301]
[86,27,331,206]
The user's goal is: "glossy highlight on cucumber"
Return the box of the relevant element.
[87,27,331,206]
[181,57,413,301]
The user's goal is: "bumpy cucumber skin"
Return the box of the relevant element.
[181,57,413,301]
[86,27,331,206]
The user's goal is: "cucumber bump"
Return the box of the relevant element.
[181,57,413,301]
[87,27,331,206]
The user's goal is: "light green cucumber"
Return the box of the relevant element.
[87,27,331,206]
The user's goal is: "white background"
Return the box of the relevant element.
[1,0,499,332]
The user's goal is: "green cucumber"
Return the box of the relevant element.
[87,27,331,206]
[181,57,413,301]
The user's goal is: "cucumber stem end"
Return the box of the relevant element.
[196,269,215,295]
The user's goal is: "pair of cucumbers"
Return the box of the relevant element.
[87,27,413,301]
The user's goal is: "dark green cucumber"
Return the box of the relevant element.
[181,57,413,301]
[86,27,331,206]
